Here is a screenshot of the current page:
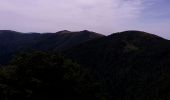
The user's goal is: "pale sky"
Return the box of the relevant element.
[0,0,170,38]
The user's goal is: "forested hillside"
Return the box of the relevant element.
[64,31,170,100]
[0,52,107,100]
[0,30,170,100]
[0,30,103,64]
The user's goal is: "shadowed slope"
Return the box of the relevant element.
[0,30,104,64]
[64,30,170,100]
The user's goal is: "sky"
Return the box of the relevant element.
[0,0,170,38]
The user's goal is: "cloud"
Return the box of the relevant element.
[0,0,159,34]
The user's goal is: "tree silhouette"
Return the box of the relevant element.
[0,52,106,100]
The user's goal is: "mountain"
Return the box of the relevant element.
[1,30,170,100]
[0,30,104,64]
[64,30,170,100]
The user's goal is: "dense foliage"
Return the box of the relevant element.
[1,30,170,100]
[0,52,106,100]
[0,30,103,64]
[65,31,170,100]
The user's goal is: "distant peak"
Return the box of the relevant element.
[0,30,20,34]
[109,30,166,41]
[0,30,17,33]
[57,30,71,34]
[80,30,92,33]
[120,30,151,35]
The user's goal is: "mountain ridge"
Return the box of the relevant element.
[0,30,170,99]
[0,30,104,64]
[63,30,170,100]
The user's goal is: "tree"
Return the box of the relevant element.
[0,52,107,100]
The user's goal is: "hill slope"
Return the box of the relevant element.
[0,30,104,64]
[1,30,170,99]
[64,30,170,100]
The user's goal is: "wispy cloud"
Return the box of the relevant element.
[0,0,169,38]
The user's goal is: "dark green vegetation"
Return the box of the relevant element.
[65,31,170,100]
[0,30,170,100]
[0,52,106,100]
[0,30,103,64]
